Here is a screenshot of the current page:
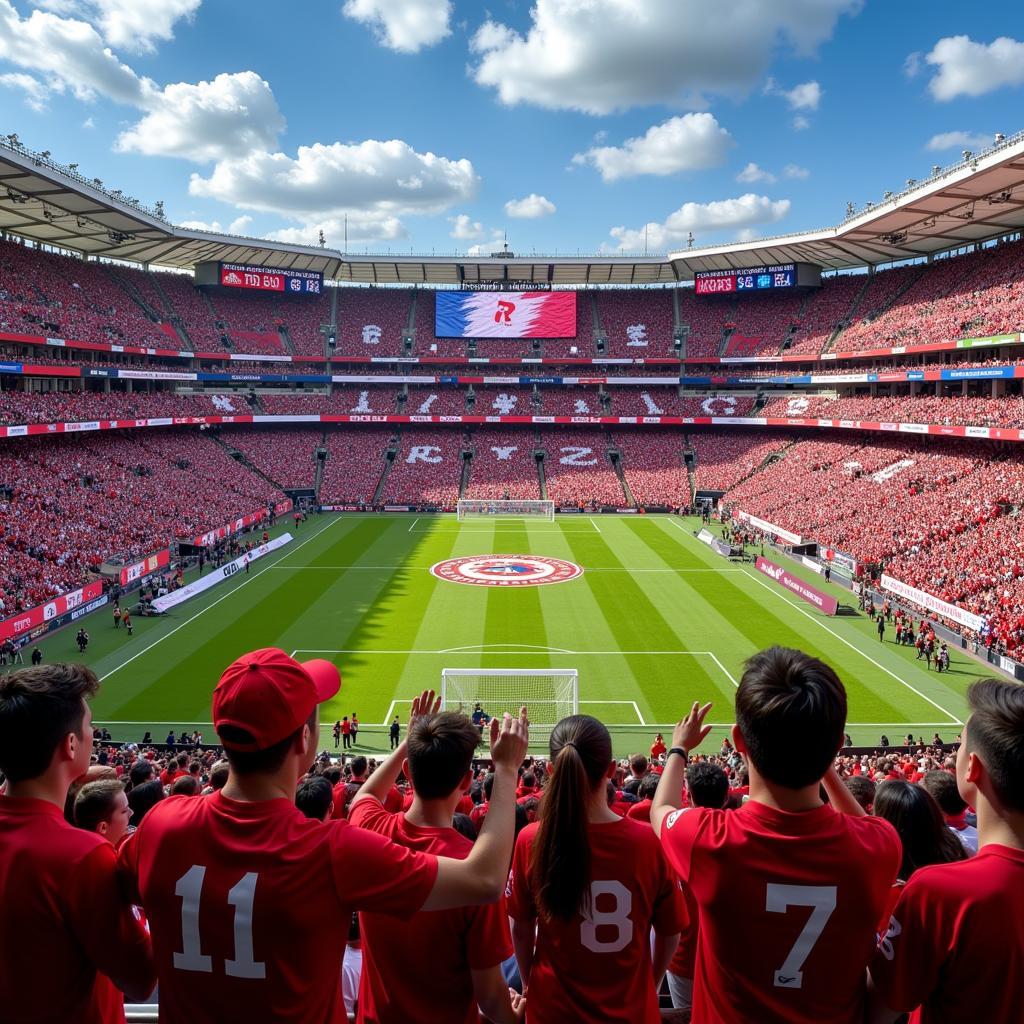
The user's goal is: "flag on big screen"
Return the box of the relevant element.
[435,292,576,338]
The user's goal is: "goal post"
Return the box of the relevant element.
[457,499,555,522]
[441,668,578,737]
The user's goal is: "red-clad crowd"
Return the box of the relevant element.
[3,647,1022,1024]
[464,430,542,500]
[541,429,627,506]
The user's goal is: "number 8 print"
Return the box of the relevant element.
[580,880,633,954]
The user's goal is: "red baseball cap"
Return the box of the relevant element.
[213,647,341,751]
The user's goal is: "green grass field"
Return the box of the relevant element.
[27,514,985,755]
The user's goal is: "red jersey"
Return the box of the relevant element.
[0,796,153,1024]
[869,844,1024,1023]
[118,791,438,1023]
[626,798,652,822]
[507,817,687,1024]
[349,798,512,1023]
[661,800,900,1023]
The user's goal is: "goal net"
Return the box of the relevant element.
[457,499,555,521]
[441,668,578,738]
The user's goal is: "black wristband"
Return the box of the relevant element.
[668,747,688,763]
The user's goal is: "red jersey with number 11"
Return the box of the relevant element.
[661,800,900,1024]
[118,792,438,1023]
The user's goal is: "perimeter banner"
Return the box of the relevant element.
[756,557,838,615]
[152,534,293,613]
[0,580,106,644]
[880,574,985,632]
[119,548,171,586]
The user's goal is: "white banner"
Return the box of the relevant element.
[153,534,292,612]
[880,574,985,632]
[737,511,802,546]
[801,556,823,574]
[697,528,714,545]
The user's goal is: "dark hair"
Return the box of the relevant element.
[686,762,729,808]
[0,664,100,782]
[735,647,846,788]
[638,772,660,800]
[350,756,368,778]
[873,780,967,880]
[406,712,479,800]
[128,778,164,827]
[844,775,876,813]
[965,678,1024,813]
[919,769,965,816]
[171,775,200,796]
[452,813,478,843]
[296,776,334,821]
[530,715,611,922]
[323,765,342,785]
[74,779,125,832]
[128,760,155,789]
[629,753,648,775]
[208,761,229,790]
[220,708,317,776]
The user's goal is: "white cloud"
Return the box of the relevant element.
[904,51,922,78]
[926,130,991,153]
[504,193,556,218]
[783,163,810,179]
[449,213,485,239]
[736,162,776,184]
[342,0,451,53]
[0,71,49,110]
[267,215,408,245]
[607,193,790,251]
[469,0,859,114]
[178,215,254,235]
[572,113,733,182]
[792,115,810,131]
[0,0,152,105]
[925,35,1024,100]
[116,72,285,162]
[33,0,201,53]
[82,115,94,128]
[189,139,479,224]
[773,79,822,110]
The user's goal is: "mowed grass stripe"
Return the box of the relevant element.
[560,521,723,721]
[649,518,966,723]
[106,517,394,721]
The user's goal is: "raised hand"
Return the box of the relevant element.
[408,688,441,731]
[673,701,713,754]
[490,706,530,770]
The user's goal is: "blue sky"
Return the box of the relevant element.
[1,0,1022,259]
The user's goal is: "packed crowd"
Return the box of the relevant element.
[595,289,676,357]
[318,429,394,506]
[541,429,627,507]
[3,646,1020,1024]
[464,430,542,500]
[761,392,1024,428]
[220,429,321,490]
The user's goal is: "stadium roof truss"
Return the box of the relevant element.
[2,132,1024,284]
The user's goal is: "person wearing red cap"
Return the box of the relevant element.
[0,663,155,1024]
[118,648,529,1024]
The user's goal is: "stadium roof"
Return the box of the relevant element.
[3,130,1024,284]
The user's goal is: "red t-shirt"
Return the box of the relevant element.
[0,796,153,1024]
[869,844,1024,1023]
[469,801,488,829]
[118,791,438,1023]
[349,798,512,1023]
[626,799,652,822]
[661,800,900,1023]
[507,817,687,1024]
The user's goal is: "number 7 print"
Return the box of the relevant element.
[765,883,837,988]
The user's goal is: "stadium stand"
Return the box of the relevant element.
[464,429,542,499]
[596,289,676,356]
[541,429,626,506]
[336,288,410,357]
[381,429,464,506]
[614,430,688,506]
[220,429,322,490]
[319,429,394,505]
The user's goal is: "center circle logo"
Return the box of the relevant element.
[430,554,584,588]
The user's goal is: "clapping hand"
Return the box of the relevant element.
[490,706,530,770]
[672,701,713,754]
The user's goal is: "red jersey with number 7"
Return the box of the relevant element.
[506,816,687,1024]
[660,800,900,1024]
[117,791,438,1023]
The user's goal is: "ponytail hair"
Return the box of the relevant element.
[530,715,612,921]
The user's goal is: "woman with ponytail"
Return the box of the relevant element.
[506,715,686,1023]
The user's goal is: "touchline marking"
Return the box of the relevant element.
[408,517,420,532]
[708,652,740,688]
[738,564,963,724]
[590,517,602,534]
[99,516,341,683]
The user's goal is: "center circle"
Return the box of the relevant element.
[429,554,584,587]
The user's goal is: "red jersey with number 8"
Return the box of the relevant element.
[660,801,900,1024]
[117,792,438,1023]
[506,816,687,1024]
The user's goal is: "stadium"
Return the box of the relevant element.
[1,3,1023,1022]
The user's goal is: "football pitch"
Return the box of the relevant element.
[38,514,984,755]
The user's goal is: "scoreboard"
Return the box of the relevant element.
[694,262,820,295]
[219,263,322,294]
[194,261,323,295]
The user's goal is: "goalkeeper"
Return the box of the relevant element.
[471,703,492,734]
